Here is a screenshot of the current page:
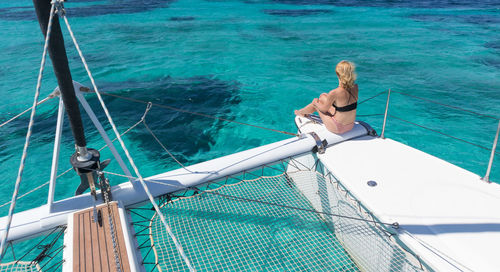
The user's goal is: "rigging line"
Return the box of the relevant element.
[0,96,54,129]
[141,103,192,172]
[389,114,500,155]
[62,14,196,272]
[358,90,388,105]
[357,113,385,117]
[0,2,57,262]
[102,90,385,137]
[194,188,399,229]
[17,226,60,262]
[392,90,499,121]
[101,170,399,229]
[143,122,191,172]
[100,92,299,137]
[97,103,151,152]
[0,105,148,209]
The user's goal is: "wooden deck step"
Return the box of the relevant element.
[72,201,131,272]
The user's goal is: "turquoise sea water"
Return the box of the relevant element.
[0,0,499,217]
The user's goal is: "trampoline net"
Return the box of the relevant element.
[0,225,65,272]
[0,262,40,272]
[148,154,426,272]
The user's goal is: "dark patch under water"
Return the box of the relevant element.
[0,0,174,21]
[262,9,332,17]
[475,57,500,69]
[101,76,241,164]
[0,75,241,165]
[485,41,500,50]
[169,16,196,21]
[259,24,303,41]
[244,0,500,9]
[409,13,500,27]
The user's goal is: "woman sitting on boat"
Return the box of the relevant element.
[295,60,358,134]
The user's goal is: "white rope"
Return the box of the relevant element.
[0,96,54,129]
[0,2,57,262]
[0,168,72,209]
[0,104,149,209]
[61,14,196,272]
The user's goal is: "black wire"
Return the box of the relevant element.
[17,226,60,261]
[190,187,399,229]
[389,114,499,155]
[358,90,388,105]
[101,92,299,137]
[392,90,499,121]
[357,113,385,117]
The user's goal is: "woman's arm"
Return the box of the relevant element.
[313,91,335,113]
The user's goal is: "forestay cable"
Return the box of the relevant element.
[61,11,196,271]
[0,2,57,262]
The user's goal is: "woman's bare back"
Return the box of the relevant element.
[329,84,358,125]
[294,60,358,134]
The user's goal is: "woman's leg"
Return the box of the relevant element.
[294,93,328,117]
[294,100,316,117]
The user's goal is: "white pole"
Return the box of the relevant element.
[74,88,134,183]
[47,97,65,211]
[381,89,391,139]
[482,120,500,183]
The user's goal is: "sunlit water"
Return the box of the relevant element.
[0,0,498,220]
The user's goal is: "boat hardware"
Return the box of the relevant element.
[357,120,378,136]
[71,148,110,196]
[309,132,327,154]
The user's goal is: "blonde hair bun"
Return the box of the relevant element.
[336,60,357,90]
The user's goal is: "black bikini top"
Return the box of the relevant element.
[333,101,357,112]
[333,86,358,112]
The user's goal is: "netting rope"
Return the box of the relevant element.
[146,167,423,272]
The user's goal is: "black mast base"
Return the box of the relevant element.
[71,148,101,196]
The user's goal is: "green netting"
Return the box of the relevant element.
[0,226,65,272]
[287,169,424,272]
[0,261,40,272]
[150,173,359,271]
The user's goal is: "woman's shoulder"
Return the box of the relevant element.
[329,87,342,95]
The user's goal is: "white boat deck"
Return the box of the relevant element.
[296,116,500,271]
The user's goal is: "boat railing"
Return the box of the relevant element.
[374,89,500,183]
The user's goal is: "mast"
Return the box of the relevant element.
[33,0,88,154]
[33,0,107,197]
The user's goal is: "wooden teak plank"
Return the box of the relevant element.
[89,209,102,272]
[72,202,130,272]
